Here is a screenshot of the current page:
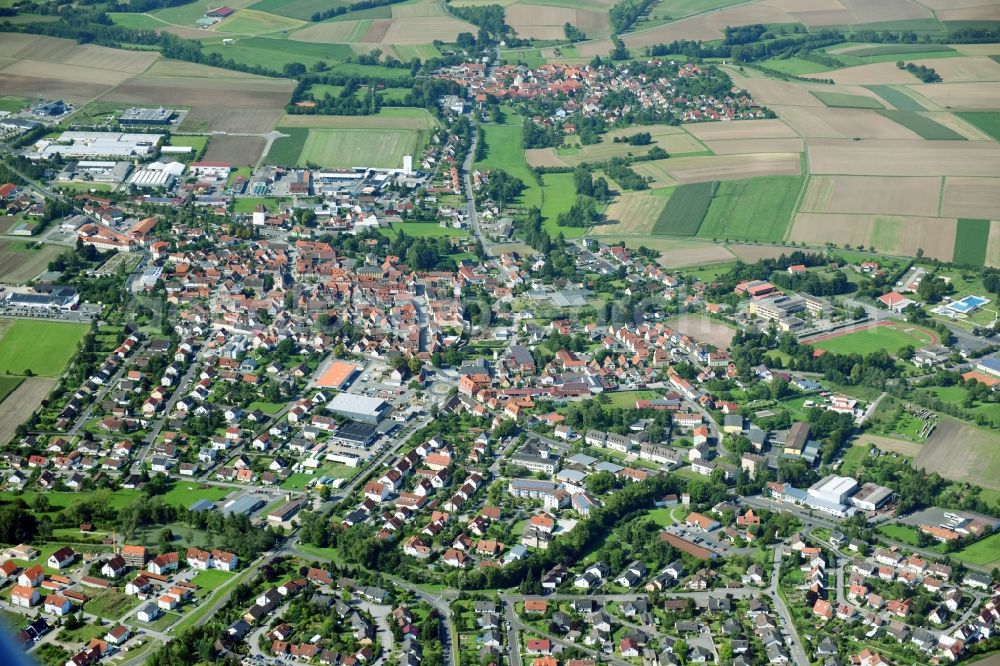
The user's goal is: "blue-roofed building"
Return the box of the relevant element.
[220,494,265,516]
[189,499,215,512]
[975,356,1000,378]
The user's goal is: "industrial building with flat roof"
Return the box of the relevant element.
[326,393,390,424]
[32,132,163,160]
[330,422,378,448]
[5,286,79,310]
[220,495,265,516]
[119,107,174,125]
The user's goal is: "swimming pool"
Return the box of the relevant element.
[947,295,990,313]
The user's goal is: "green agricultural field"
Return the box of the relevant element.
[298,128,422,168]
[0,97,27,114]
[540,172,585,238]
[474,112,542,209]
[758,57,832,75]
[697,175,802,242]
[956,112,1000,143]
[265,127,309,166]
[215,9,304,35]
[109,12,174,30]
[954,219,990,266]
[865,85,925,111]
[812,322,937,355]
[0,320,88,377]
[249,0,352,19]
[844,44,954,58]
[202,37,356,70]
[812,91,884,109]
[652,181,717,236]
[875,110,964,140]
[0,377,23,403]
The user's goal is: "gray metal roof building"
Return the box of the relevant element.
[326,393,390,424]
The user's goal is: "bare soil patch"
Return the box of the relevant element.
[2,59,134,86]
[597,192,670,236]
[381,16,477,43]
[0,73,110,102]
[727,243,799,262]
[702,138,804,154]
[938,4,1000,21]
[180,108,284,133]
[915,417,1000,491]
[856,434,922,458]
[0,378,56,446]
[525,148,568,168]
[202,135,267,166]
[665,314,735,349]
[940,177,1000,219]
[362,18,393,42]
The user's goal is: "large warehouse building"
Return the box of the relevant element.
[327,393,390,424]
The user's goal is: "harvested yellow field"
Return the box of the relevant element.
[910,56,1000,83]
[614,237,734,267]
[808,138,1000,176]
[985,222,1000,268]
[840,0,932,22]
[525,148,569,168]
[799,175,941,217]
[506,3,610,39]
[142,59,281,80]
[0,33,42,57]
[382,16,477,43]
[290,20,372,43]
[622,16,723,48]
[596,191,671,236]
[790,213,957,260]
[702,138,804,154]
[954,44,1000,57]
[938,4,1000,21]
[575,39,614,57]
[766,105,842,138]
[685,118,798,140]
[727,73,825,107]
[633,153,801,184]
[940,177,1000,219]
[909,82,1000,110]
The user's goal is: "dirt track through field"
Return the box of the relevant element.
[0,378,56,446]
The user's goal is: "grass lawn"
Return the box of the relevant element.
[956,112,1000,142]
[474,110,542,209]
[0,376,23,403]
[191,568,236,592]
[647,508,681,527]
[298,128,422,169]
[603,390,659,408]
[58,621,106,644]
[812,322,937,355]
[159,483,231,509]
[136,612,181,633]
[697,175,802,242]
[295,544,344,564]
[248,400,285,414]
[85,589,140,620]
[878,523,922,546]
[233,196,281,213]
[811,91,884,109]
[953,532,1000,567]
[0,319,89,377]
[168,135,209,152]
